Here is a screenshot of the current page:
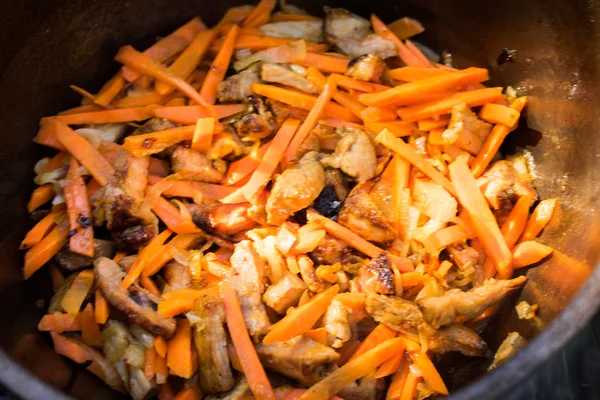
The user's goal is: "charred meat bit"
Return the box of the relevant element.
[359,252,395,295]
[299,256,330,293]
[162,261,192,290]
[267,99,309,128]
[54,239,115,271]
[309,233,352,266]
[261,63,319,94]
[133,117,180,136]
[189,202,255,238]
[235,95,278,140]
[321,126,377,183]
[217,63,261,103]
[171,147,227,183]
[322,299,351,348]
[113,224,156,251]
[262,271,307,314]
[346,53,387,83]
[313,185,343,220]
[258,20,324,43]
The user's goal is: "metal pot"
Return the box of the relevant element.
[0,0,598,398]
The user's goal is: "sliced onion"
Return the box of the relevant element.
[233,40,307,71]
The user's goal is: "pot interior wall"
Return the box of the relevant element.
[0,0,598,398]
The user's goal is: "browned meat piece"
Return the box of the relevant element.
[266,151,325,225]
[309,233,352,266]
[261,63,318,94]
[192,292,235,393]
[322,299,351,348]
[258,20,323,43]
[256,336,340,386]
[359,252,394,294]
[217,64,261,103]
[171,147,227,183]
[267,99,309,128]
[447,244,481,269]
[298,255,330,293]
[262,271,307,314]
[365,293,423,342]
[294,130,321,162]
[227,241,271,341]
[442,103,492,155]
[204,377,249,400]
[94,257,176,338]
[339,372,386,400]
[346,54,387,83]
[54,239,115,271]
[114,224,156,251]
[429,324,489,357]
[133,117,180,135]
[189,202,255,238]
[162,261,192,290]
[477,160,538,225]
[323,7,396,59]
[237,113,277,140]
[321,126,377,183]
[418,276,527,328]
[337,186,396,246]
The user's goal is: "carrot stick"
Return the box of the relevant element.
[263,284,340,344]
[80,303,102,347]
[94,73,126,106]
[123,125,195,157]
[349,324,397,362]
[376,129,456,196]
[399,370,421,400]
[38,312,82,332]
[140,274,161,296]
[364,120,416,138]
[387,358,411,400]
[122,229,173,289]
[144,346,157,380]
[33,122,68,151]
[156,29,217,96]
[296,52,349,74]
[155,337,168,358]
[360,106,398,122]
[300,337,405,400]
[153,104,246,124]
[502,194,533,249]
[243,118,300,199]
[58,104,104,115]
[370,15,427,68]
[200,25,239,105]
[145,233,202,275]
[49,332,112,382]
[220,281,276,400]
[333,74,385,93]
[24,217,69,279]
[449,159,512,279]
[304,328,328,346]
[51,120,115,186]
[45,107,153,125]
[376,352,404,378]
[252,83,360,122]
[27,184,55,213]
[155,353,168,384]
[64,158,94,257]
[396,87,505,122]
[165,97,187,107]
[174,384,203,400]
[208,35,327,54]
[95,290,109,324]
[61,270,95,316]
[191,117,216,152]
[519,198,558,243]
[417,115,450,131]
[408,352,448,394]
[151,195,200,234]
[305,67,365,120]
[222,143,270,185]
[513,241,553,268]
[112,91,170,108]
[405,40,433,67]
[401,272,424,287]
[479,103,521,126]
[167,319,197,379]
[21,211,63,250]
[148,175,236,200]
[122,17,206,82]
[218,23,264,36]
[335,293,366,311]
[359,67,489,107]
[243,0,276,27]
[470,96,528,177]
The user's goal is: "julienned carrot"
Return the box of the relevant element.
[94,73,126,106]
[376,129,456,196]
[158,288,221,318]
[405,40,433,67]
[191,117,216,152]
[243,0,276,27]
[65,158,94,257]
[95,290,109,324]
[122,229,173,289]
[282,77,336,166]
[80,303,102,347]
[349,324,397,362]
[304,328,328,345]
[148,175,236,200]
[306,209,414,272]
[218,5,255,25]
[27,184,55,213]
[376,352,404,378]
[502,194,533,249]
[263,284,340,344]
[155,337,168,358]
[364,120,416,138]
[69,85,96,102]
[49,332,113,383]
[519,198,558,243]
[34,122,67,151]
[449,159,512,279]
[360,106,398,122]
[153,104,247,124]
[386,357,411,400]
[370,15,427,68]
[38,313,82,332]
[479,103,520,126]
[283,390,342,400]
[270,12,322,22]
[58,104,104,115]
[470,96,528,177]
[24,217,69,279]
[61,270,95,316]
[112,91,170,108]
[122,17,206,82]
[123,125,195,157]
[332,74,385,93]
[409,352,448,395]
[220,281,276,400]
[166,319,197,379]
[399,371,421,400]
[150,194,201,234]
[209,35,328,54]
[300,338,405,400]
[145,233,202,275]
[400,272,424,287]
[319,117,366,130]
[417,115,451,131]
[20,211,63,249]
[296,52,349,74]
[200,25,239,105]
[156,29,217,96]
[45,107,153,125]
[512,241,553,268]
[397,87,505,122]
[218,23,264,36]
[145,347,157,380]
[140,274,161,296]
[173,384,203,400]
[252,83,360,122]
[335,293,366,311]
[359,67,489,107]
[51,120,115,186]
[223,143,270,185]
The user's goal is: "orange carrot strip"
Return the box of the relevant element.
[153,104,246,124]
[401,272,424,287]
[34,122,68,151]
[21,212,62,249]
[144,346,157,380]
[470,96,528,177]
[80,303,102,347]
[409,352,448,395]
[376,129,456,196]
[200,25,239,105]
[167,319,197,379]
[151,194,200,234]
[24,218,69,279]
[371,15,427,68]
[209,35,328,54]
[218,5,256,25]
[359,67,489,107]
[387,357,411,400]
[64,158,94,257]
[69,85,96,102]
[296,52,349,74]
[502,194,533,249]
[58,104,104,115]
[154,353,168,384]
[479,102,521,126]
[376,352,404,378]
[145,233,202,275]
[360,106,398,122]
[94,73,126,106]
[123,125,195,157]
[155,337,168,358]
[148,175,236,200]
[223,142,270,186]
[95,290,109,324]
[519,198,558,243]
[333,74,385,93]
[51,120,115,186]
[174,384,203,400]
[190,117,216,152]
[243,0,276,27]
[112,91,170,108]
[217,23,264,36]
[270,12,322,22]
[349,324,397,362]
[61,270,95,316]
[263,284,340,344]
[122,229,173,289]
[449,159,512,279]
[122,17,206,82]
[165,97,187,107]
[417,115,451,131]
[27,184,55,213]
[364,120,416,137]
[305,67,365,120]
[405,40,433,67]
[49,332,112,382]
[335,293,366,311]
[304,328,328,345]
[283,390,342,400]
[220,281,276,400]
[399,370,421,400]
[140,274,161,296]
[38,313,82,332]
[301,338,405,400]
[513,241,553,268]
[45,107,153,125]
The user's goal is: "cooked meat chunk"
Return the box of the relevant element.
[337,186,396,245]
[267,99,309,128]
[324,7,396,59]
[192,292,235,393]
[324,167,349,202]
[204,377,249,400]
[322,299,351,348]
[309,234,352,266]
[346,54,386,83]
[259,20,324,43]
[189,202,255,238]
[133,117,180,135]
[94,257,176,338]
[171,147,227,183]
[447,244,481,269]
[261,63,318,94]
[321,126,377,183]
[359,252,394,294]
[256,336,339,386]
[429,324,489,357]
[54,239,115,271]
[217,64,261,103]
[266,151,325,225]
[114,224,156,251]
[227,241,271,341]
[365,293,423,342]
[237,113,277,139]
[162,261,192,290]
[262,271,307,314]
[299,256,330,293]
[443,103,492,155]
[418,276,527,328]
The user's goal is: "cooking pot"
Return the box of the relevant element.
[0,0,599,398]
